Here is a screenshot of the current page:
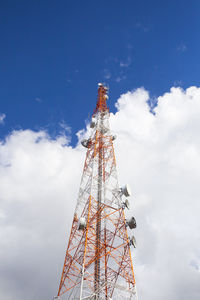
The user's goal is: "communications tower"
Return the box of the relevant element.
[55,84,138,300]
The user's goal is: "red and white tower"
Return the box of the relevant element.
[56,84,138,300]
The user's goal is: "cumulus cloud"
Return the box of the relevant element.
[110,86,200,300]
[0,113,6,124]
[0,130,84,299]
[0,86,200,300]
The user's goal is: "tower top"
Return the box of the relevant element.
[95,83,109,113]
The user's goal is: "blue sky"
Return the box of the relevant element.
[1,3,200,299]
[0,0,200,145]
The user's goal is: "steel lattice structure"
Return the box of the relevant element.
[56,84,138,300]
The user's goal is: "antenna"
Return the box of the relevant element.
[56,84,138,300]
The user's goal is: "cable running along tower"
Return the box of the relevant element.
[56,84,138,300]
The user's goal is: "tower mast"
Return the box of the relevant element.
[56,84,138,300]
[95,84,108,299]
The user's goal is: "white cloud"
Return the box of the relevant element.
[116,75,127,82]
[120,56,132,68]
[35,97,42,103]
[0,113,6,124]
[110,86,200,300]
[0,86,200,299]
[135,22,151,32]
[103,68,111,80]
[177,43,187,52]
[173,80,183,87]
[0,130,84,299]
[59,121,71,135]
